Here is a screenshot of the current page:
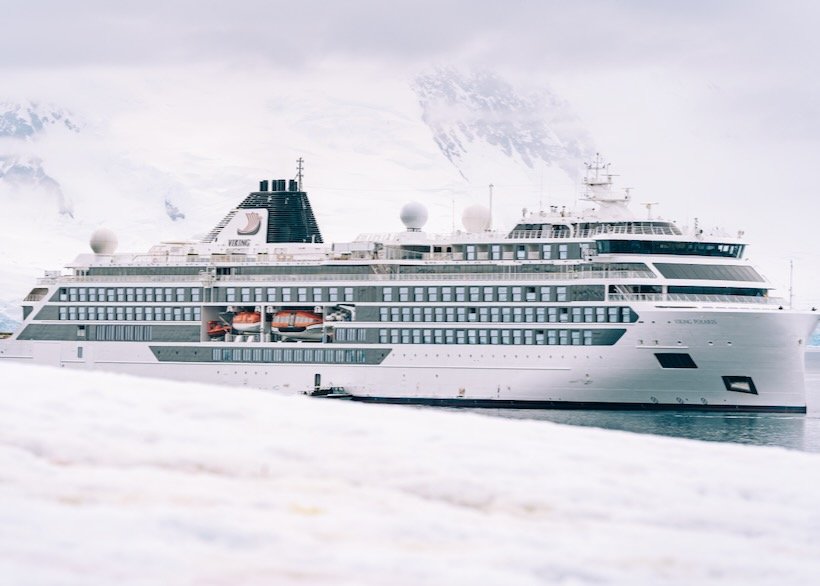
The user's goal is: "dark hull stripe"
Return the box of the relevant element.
[348,396,806,413]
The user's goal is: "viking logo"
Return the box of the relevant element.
[237,212,262,236]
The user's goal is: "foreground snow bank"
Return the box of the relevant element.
[1,364,819,586]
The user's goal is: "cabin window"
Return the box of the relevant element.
[466,244,477,261]
[516,245,526,260]
[558,244,568,260]
[491,244,502,260]
[427,287,438,302]
[297,288,307,302]
[556,287,567,302]
[414,287,424,302]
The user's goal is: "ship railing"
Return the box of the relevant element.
[41,270,658,285]
[608,293,783,305]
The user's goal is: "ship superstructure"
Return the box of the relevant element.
[1,157,816,411]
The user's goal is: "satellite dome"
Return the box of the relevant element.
[400,201,428,231]
[90,228,118,255]
[462,204,491,233]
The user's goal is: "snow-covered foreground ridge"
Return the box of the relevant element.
[1,365,819,586]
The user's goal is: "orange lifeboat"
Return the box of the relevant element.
[232,311,262,333]
[270,310,323,332]
[207,320,231,338]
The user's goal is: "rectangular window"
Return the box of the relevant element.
[267,288,277,302]
[556,287,567,302]
[434,329,444,344]
[312,288,322,302]
[382,287,393,302]
[571,307,583,323]
[516,245,526,260]
[512,287,522,302]
[571,330,581,345]
[115,307,124,320]
[466,244,477,261]
[399,287,409,302]
[469,287,480,302]
[559,330,569,345]
[482,287,494,302]
[441,287,452,302]
[145,288,154,302]
[491,244,502,260]
[176,288,185,302]
[497,287,508,302]
[541,244,552,260]
[241,288,252,302]
[414,287,424,302]
[558,244,568,260]
[328,287,338,302]
[191,289,201,302]
[427,287,438,302]
[281,288,292,302]
[254,288,263,302]
[225,288,236,303]
[525,287,536,302]
[135,289,144,302]
[297,288,307,302]
[344,288,354,302]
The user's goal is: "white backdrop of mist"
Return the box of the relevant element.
[1,0,819,317]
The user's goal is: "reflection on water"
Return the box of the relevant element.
[473,351,820,453]
[476,409,820,453]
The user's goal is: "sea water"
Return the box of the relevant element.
[472,350,820,453]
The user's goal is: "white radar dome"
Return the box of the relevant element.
[90,228,118,255]
[400,201,428,231]
[462,204,491,233]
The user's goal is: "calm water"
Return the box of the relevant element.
[469,351,820,453]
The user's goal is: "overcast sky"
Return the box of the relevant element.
[2,0,819,302]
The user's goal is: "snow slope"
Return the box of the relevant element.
[1,362,818,585]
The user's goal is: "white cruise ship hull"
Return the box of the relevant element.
[2,306,814,412]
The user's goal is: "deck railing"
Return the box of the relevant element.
[41,270,658,285]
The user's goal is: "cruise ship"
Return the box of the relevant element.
[1,158,816,411]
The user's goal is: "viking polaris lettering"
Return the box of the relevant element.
[1,157,816,411]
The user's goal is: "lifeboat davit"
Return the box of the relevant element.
[207,320,231,338]
[232,311,262,333]
[271,310,323,332]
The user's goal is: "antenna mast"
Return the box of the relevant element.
[296,157,304,190]
[488,183,494,231]
[789,260,794,309]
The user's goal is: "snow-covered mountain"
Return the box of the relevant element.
[413,69,595,182]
